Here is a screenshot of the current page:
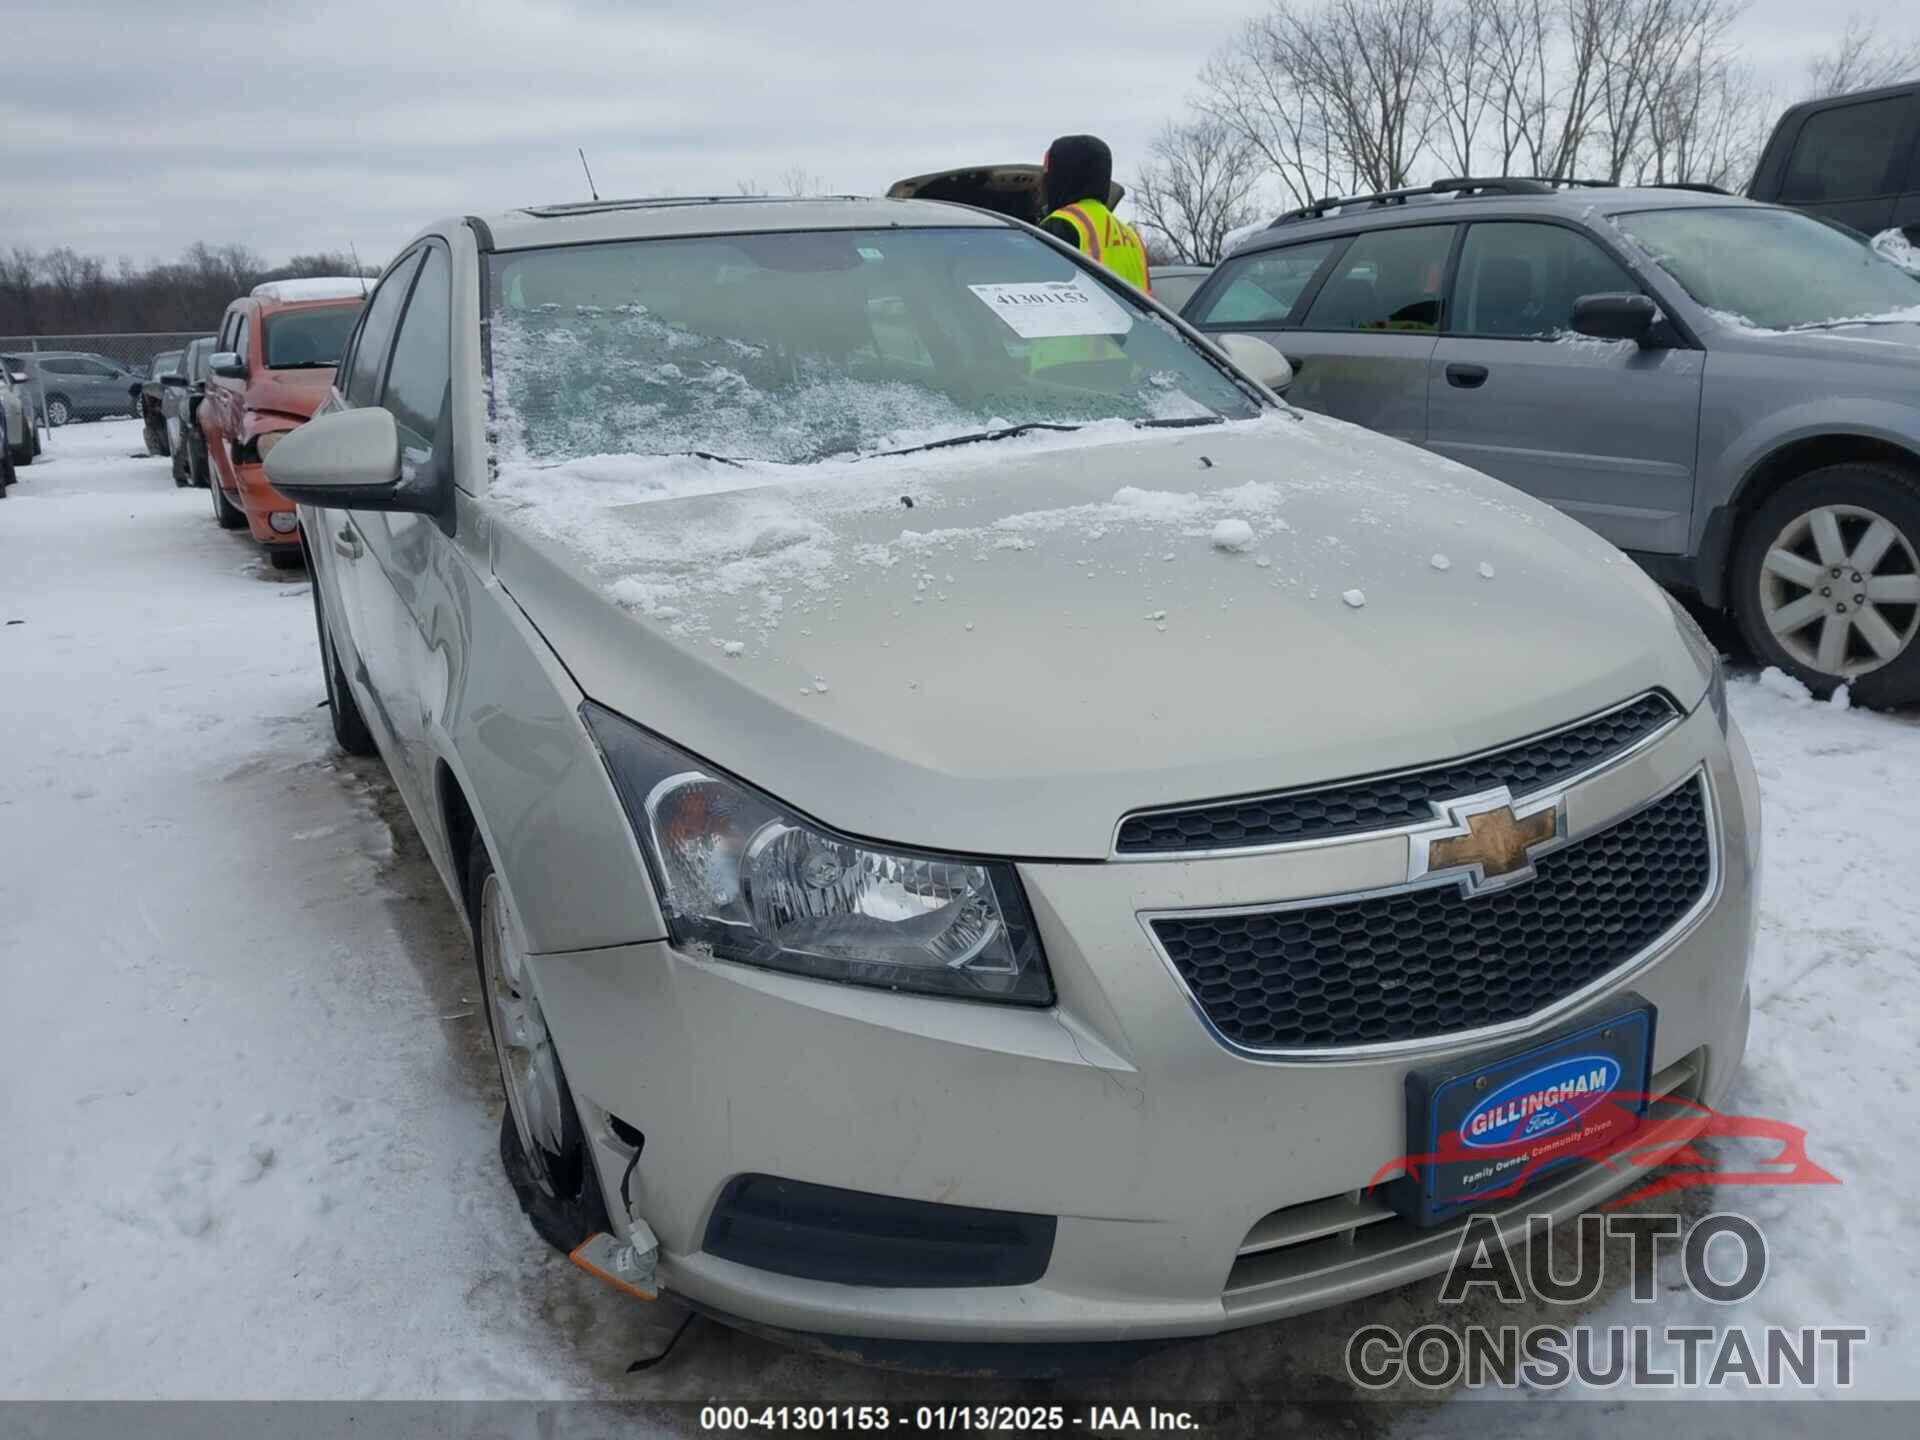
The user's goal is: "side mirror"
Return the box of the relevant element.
[1571,292,1659,343]
[8,371,26,385]
[210,350,247,379]
[266,407,450,528]
[1216,332,1294,393]
[160,372,187,387]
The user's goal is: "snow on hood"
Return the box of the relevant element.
[488,415,1703,857]
[250,277,371,303]
[1873,229,1920,276]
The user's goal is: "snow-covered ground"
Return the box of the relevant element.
[3,420,1917,1412]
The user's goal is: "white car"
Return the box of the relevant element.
[266,193,1759,1354]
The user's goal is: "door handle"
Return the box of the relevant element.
[1445,362,1489,389]
[333,524,362,560]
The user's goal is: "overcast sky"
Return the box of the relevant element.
[3,0,1911,267]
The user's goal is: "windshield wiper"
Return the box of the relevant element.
[269,361,339,370]
[1134,415,1226,430]
[867,421,1082,460]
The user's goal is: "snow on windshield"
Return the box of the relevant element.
[484,227,1257,473]
[1614,207,1920,331]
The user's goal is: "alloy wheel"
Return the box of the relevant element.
[46,397,69,426]
[1758,503,1920,678]
[478,873,565,1197]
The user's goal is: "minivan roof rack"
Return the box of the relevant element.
[1269,176,1554,227]
[1547,177,1730,195]
[1263,175,1730,231]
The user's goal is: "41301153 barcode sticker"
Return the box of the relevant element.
[968,277,1135,339]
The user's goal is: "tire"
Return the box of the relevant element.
[171,436,190,486]
[1,448,13,497]
[144,416,167,458]
[268,546,303,571]
[210,470,245,529]
[306,559,377,757]
[44,395,71,427]
[1730,462,1920,707]
[188,434,209,487]
[468,833,612,1256]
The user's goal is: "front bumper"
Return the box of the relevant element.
[233,459,300,546]
[532,702,1759,1343]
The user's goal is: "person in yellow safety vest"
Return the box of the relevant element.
[1039,134,1151,295]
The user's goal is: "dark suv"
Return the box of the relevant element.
[1184,178,1920,705]
[1750,82,1920,243]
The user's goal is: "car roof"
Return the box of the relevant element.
[460,194,1009,252]
[1226,182,1772,256]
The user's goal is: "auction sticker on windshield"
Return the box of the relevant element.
[969,276,1134,339]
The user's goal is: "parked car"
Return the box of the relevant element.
[1749,81,1920,243]
[1187,178,1920,705]
[140,350,183,457]
[164,337,216,487]
[0,351,143,426]
[2,360,37,469]
[200,280,366,565]
[1150,263,1213,312]
[266,194,1757,1353]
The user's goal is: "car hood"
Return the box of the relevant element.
[490,414,1703,859]
[245,366,335,421]
[1707,317,1920,366]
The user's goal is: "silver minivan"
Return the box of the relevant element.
[1186,180,1920,706]
[266,193,1757,1354]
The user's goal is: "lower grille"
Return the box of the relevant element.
[1150,776,1713,1052]
[1222,1051,1706,1317]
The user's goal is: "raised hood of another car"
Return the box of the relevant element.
[489,416,1705,860]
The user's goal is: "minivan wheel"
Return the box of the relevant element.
[171,436,190,486]
[469,836,612,1255]
[1732,463,1920,706]
[44,395,71,427]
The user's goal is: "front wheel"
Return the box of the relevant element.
[469,835,612,1255]
[171,432,190,486]
[210,471,245,529]
[44,395,71,427]
[1731,463,1920,707]
[306,560,377,756]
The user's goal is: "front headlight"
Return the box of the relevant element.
[1663,592,1728,733]
[582,702,1053,1005]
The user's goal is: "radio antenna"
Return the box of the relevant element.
[578,148,601,202]
[348,242,369,296]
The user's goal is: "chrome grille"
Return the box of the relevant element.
[1116,692,1678,856]
[1148,777,1712,1052]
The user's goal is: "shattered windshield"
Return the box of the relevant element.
[485,226,1263,468]
[1615,206,1920,330]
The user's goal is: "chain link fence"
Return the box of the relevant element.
[1,331,213,437]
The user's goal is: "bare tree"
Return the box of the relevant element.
[1199,10,1352,208]
[1426,0,1496,176]
[781,167,827,197]
[1131,119,1268,263]
[1638,28,1764,187]
[1804,15,1920,99]
[1483,0,1552,173]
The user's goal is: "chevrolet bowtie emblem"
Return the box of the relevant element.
[1410,790,1565,896]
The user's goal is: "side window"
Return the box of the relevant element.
[82,358,120,377]
[1452,223,1637,338]
[344,251,423,408]
[1302,226,1454,333]
[217,313,237,351]
[381,246,451,447]
[1192,240,1343,326]
[1783,96,1909,203]
[233,316,250,367]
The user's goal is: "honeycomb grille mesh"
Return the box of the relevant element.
[1116,693,1677,855]
[1150,780,1711,1051]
